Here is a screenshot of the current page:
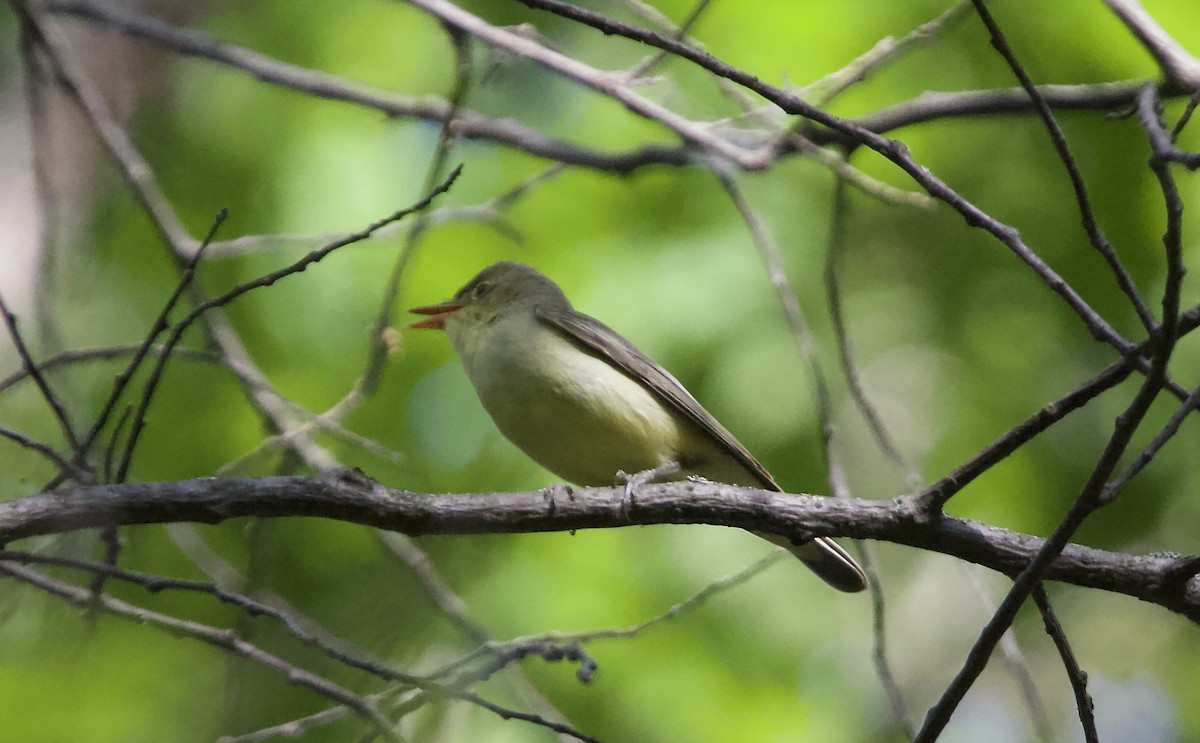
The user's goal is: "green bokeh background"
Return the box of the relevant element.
[2,1,1199,741]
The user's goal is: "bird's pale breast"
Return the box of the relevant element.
[459,312,686,485]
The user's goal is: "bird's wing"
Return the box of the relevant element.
[537,307,780,491]
[540,307,870,593]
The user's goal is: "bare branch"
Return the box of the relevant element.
[916,300,1200,511]
[361,25,473,395]
[0,293,82,455]
[824,173,908,470]
[45,0,1192,178]
[1102,382,1200,504]
[511,0,1137,360]
[106,209,226,481]
[408,0,769,169]
[1032,585,1098,743]
[44,0,689,173]
[2,473,1198,620]
[379,532,488,643]
[913,83,1192,743]
[0,562,403,742]
[971,0,1155,331]
[113,168,460,481]
[959,565,1053,741]
[0,345,221,394]
[16,1,344,474]
[0,423,85,478]
[0,551,430,685]
[1104,0,1200,91]
[801,2,973,107]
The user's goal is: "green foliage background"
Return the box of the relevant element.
[1,0,1199,741]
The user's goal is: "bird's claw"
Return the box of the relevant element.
[614,462,681,522]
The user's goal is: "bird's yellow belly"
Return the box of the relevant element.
[471,334,683,486]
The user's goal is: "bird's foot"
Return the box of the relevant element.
[614,462,681,522]
[541,482,574,514]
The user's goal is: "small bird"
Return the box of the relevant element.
[410,262,866,592]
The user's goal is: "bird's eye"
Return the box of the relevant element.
[471,282,493,299]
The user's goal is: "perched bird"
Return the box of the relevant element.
[410,262,866,592]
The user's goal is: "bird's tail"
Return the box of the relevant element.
[756,532,867,593]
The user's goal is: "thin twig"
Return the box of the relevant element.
[362,24,473,394]
[378,532,487,642]
[1140,78,1200,169]
[803,2,973,108]
[46,0,689,173]
[201,164,564,259]
[959,564,1054,741]
[918,355,1137,512]
[826,449,915,738]
[100,405,132,484]
[85,524,122,622]
[512,0,1138,363]
[0,551,430,686]
[1032,585,1098,743]
[614,0,760,113]
[785,137,936,209]
[0,345,223,394]
[226,681,601,743]
[409,0,768,169]
[113,167,462,481]
[913,83,1190,743]
[822,173,915,737]
[1101,381,1200,503]
[819,80,1149,145]
[713,170,816,361]
[623,0,714,82]
[46,0,1188,178]
[861,541,914,739]
[1103,0,1200,91]
[436,549,788,680]
[0,344,400,477]
[14,542,592,741]
[0,293,82,456]
[109,211,227,482]
[0,561,403,742]
[433,689,600,743]
[916,304,1198,511]
[971,0,1155,332]
[377,530,593,740]
[213,409,406,477]
[824,172,908,470]
[79,210,228,472]
[18,0,344,477]
[1171,91,1200,139]
[0,424,84,478]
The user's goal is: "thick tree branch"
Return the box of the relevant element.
[1,472,1197,621]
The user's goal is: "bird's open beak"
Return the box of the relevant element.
[408,301,463,330]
